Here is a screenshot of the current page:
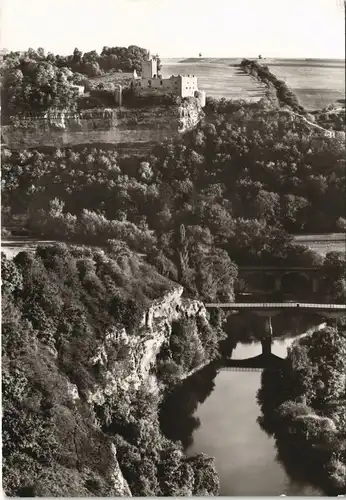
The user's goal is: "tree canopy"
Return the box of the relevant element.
[1,45,160,119]
[1,244,219,496]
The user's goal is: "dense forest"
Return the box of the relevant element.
[257,326,346,494]
[0,46,161,119]
[2,98,346,254]
[2,244,222,496]
[2,45,346,496]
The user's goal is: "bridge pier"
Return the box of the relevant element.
[274,276,282,292]
[250,313,277,356]
[312,277,319,293]
[260,316,273,355]
[264,315,273,336]
[261,337,272,356]
[251,312,283,356]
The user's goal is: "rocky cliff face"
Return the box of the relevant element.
[86,285,208,405]
[63,284,210,495]
[2,99,204,150]
[179,98,205,133]
[108,444,132,496]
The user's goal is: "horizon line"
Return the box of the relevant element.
[162,56,345,60]
[1,47,344,61]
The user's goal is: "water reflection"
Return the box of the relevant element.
[222,311,323,348]
[160,363,219,448]
[160,313,326,496]
[258,368,340,496]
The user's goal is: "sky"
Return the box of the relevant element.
[0,0,345,59]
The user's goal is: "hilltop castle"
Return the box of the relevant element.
[130,53,206,106]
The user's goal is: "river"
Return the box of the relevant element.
[1,239,338,494]
[160,317,327,496]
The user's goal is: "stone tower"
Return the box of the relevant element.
[141,54,158,79]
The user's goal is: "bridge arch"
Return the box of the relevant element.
[262,273,277,292]
[240,272,277,293]
[280,271,311,296]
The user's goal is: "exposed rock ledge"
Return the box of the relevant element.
[87,285,208,406]
[64,285,209,495]
[2,99,204,149]
[109,443,132,496]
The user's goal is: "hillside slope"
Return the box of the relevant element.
[2,243,222,497]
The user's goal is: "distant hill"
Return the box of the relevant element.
[179,57,210,63]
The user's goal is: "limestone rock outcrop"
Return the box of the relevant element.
[87,285,208,405]
[2,99,204,150]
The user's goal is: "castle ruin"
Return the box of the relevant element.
[129,53,206,106]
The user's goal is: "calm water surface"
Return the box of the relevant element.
[162,328,325,496]
[2,239,332,494]
[188,337,323,496]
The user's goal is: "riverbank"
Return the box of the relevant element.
[257,326,346,495]
[160,321,328,495]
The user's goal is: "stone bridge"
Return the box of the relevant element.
[237,266,322,296]
[205,302,346,364]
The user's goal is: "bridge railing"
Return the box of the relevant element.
[205,302,346,310]
[220,367,264,372]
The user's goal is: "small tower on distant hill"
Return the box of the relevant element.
[141,53,158,79]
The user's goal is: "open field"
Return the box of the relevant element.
[161,59,266,101]
[165,58,345,109]
[86,58,344,108]
[293,233,346,256]
[262,59,345,110]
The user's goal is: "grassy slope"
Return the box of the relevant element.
[162,62,267,101]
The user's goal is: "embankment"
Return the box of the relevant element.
[240,59,306,114]
[239,59,345,136]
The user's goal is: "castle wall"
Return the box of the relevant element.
[137,58,200,100]
[114,85,123,106]
[142,59,158,78]
[133,76,177,96]
[180,76,198,98]
[133,75,198,99]
[197,90,206,107]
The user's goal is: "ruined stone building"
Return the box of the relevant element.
[131,54,206,105]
